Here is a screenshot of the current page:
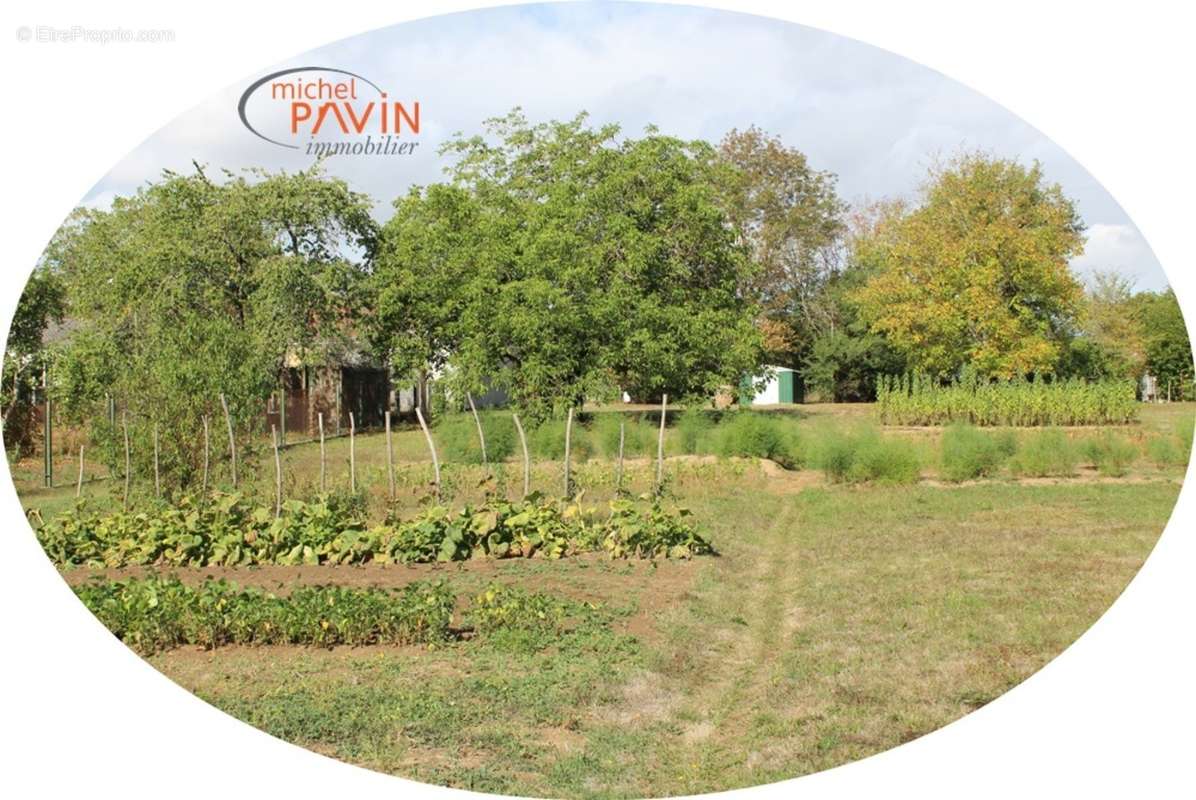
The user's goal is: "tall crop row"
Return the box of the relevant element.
[876,372,1138,426]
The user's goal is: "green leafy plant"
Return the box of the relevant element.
[603,494,714,559]
[74,574,455,655]
[39,489,709,568]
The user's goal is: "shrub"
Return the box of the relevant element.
[593,413,650,458]
[812,427,920,485]
[940,424,1009,482]
[1009,429,1078,477]
[436,412,516,465]
[528,418,594,462]
[1146,417,1193,469]
[716,412,801,468]
[848,437,922,485]
[1082,433,1139,477]
[675,408,716,455]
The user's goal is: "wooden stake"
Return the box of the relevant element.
[348,412,356,493]
[151,420,161,495]
[220,393,237,489]
[616,419,625,492]
[415,406,440,503]
[467,392,488,468]
[75,445,84,499]
[513,413,530,498]
[271,424,282,518]
[201,415,210,495]
[122,412,130,510]
[318,412,326,494]
[656,394,668,490]
[42,365,51,489]
[563,407,574,497]
[385,410,396,501]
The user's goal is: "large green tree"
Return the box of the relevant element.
[405,110,763,419]
[1134,288,1194,399]
[46,163,376,487]
[852,153,1086,379]
[369,183,486,415]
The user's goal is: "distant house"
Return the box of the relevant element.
[266,340,415,437]
[739,366,803,406]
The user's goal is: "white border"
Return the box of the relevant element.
[0,2,1192,798]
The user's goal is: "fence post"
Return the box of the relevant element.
[348,412,356,492]
[616,419,625,493]
[563,407,574,497]
[415,406,440,503]
[318,412,326,493]
[220,393,237,489]
[271,424,282,518]
[467,392,488,468]
[76,445,84,499]
[512,412,529,498]
[279,381,286,444]
[122,412,131,510]
[152,423,161,498]
[42,365,51,489]
[385,410,396,501]
[201,415,210,495]
[656,394,668,491]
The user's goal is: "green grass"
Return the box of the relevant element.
[139,473,1180,797]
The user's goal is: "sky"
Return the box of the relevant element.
[82,1,1169,291]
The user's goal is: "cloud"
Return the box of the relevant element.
[1072,223,1163,290]
[78,2,1170,290]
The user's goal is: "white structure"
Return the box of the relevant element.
[742,365,799,406]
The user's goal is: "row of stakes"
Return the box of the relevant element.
[73,394,671,515]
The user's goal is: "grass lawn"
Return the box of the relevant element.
[114,474,1180,797]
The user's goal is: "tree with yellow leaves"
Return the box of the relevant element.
[852,153,1086,379]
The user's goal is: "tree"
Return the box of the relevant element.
[1,264,65,456]
[432,110,763,419]
[1058,270,1145,381]
[1134,288,1194,399]
[370,183,485,416]
[717,127,846,367]
[46,163,376,487]
[852,153,1086,379]
[803,202,906,401]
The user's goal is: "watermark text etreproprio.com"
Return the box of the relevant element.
[16,25,176,44]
